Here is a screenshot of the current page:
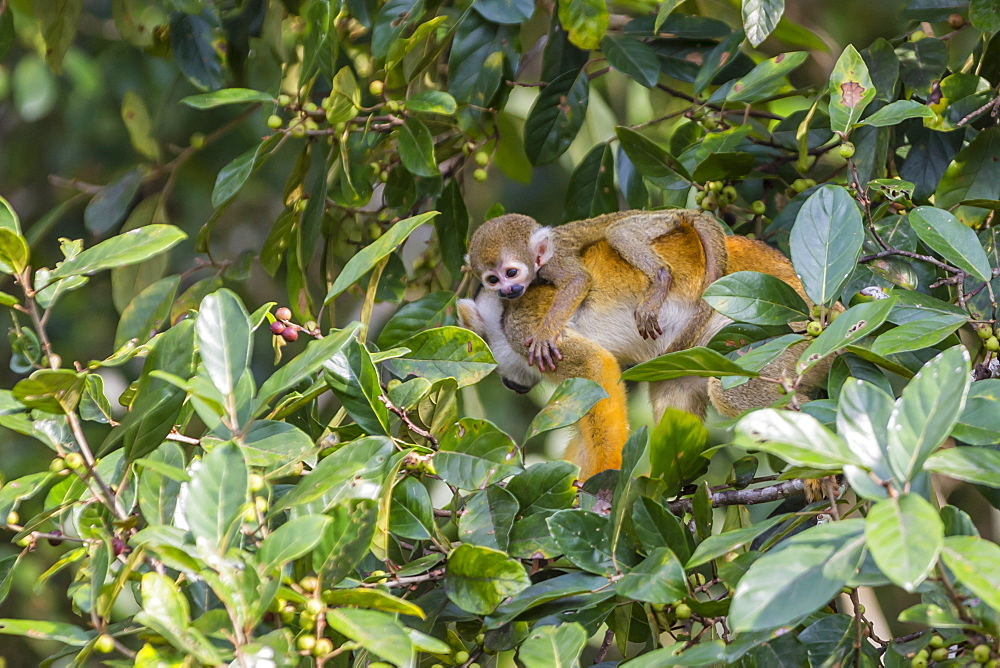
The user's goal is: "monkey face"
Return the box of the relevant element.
[481,260,532,299]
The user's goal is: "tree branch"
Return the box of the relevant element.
[667,479,805,514]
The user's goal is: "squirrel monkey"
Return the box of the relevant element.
[466,210,728,371]
[459,223,828,479]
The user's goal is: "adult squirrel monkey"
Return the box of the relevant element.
[459,217,828,479]
[465,210,727,370]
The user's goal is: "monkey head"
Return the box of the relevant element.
[465,214,553,300]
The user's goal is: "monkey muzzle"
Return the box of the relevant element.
[499,284,524,299]
[502,377,532,394]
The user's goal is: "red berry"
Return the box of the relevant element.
[275,307,292,321]
[281,327,299,342]
[270,321,285,336]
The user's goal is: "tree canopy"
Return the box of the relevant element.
[0,0,999,665]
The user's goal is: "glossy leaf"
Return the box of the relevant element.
[114,275,180,349]
[84,168,142,236]
[686,513,793,569]
[940,536,1000,612]
[324,339,391,436]
[865,493,942,592]
[525,378,607,441]
[615,126,690,188]
[547,509,614,574]
[908,206,992,282]
[445,544,531,614]
[828,45,875,134]
[325,608,416,666]
[183,440,248,554]
[506,461,579,516]
[924,447,1000,487]
[397,117,439,177]
[389,476,435,540]
[47,225,186,281]
[790,185,864,306]
[473,0,535,24]
[935,127,1000,227]
[622,347,752,382]
[257,324,359,408]
[953,380,1000,444]
[703,271,810,325]
[0,229,28,275]
[742,0,785,47]
[518,623,588,668]
[181,88,274,109]
[564,143,617,221]
[650,408,710,496]
[617,547,687,604]
[256,515,331,574]
[727,51,808,103]
[197,289,251,398]
[458,484,518,550]
[970,0,1000,32]
[796,297,896,373]
[0,619,91,646]
[387,326,496,388]
[871,313,965,357]
[325,212,438,303]
[860,99,935,127]
[602,35,660,88]
[558,0,608,49]
[729,520,866,633]
[524,69,589,165]
[734,408,856,469]
[435,418,519,490]
[886,346,971,483]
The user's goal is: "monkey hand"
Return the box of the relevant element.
[525,330,563,371]
[634,300,664,340]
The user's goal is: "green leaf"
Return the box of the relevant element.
[734,408,856,469]
[47,225,186,281]
[721,334,805,390]
[459,485,518,550]
[654,0,685,31]
[525,378,608,441]
[524,69,589,165]
[865,493,942,592]
[602,35,660,88]
[323,588,425,618]
[941,536,1000,612]
[0,229,29,275]
[486,572,608,627]
[970,0,1000,33]
[694,32,745,95]
[325,609,417,665]
[324,339,390,436]
[121,90,160,162]
[371,0,425,59]
[692,152,756,182]
[211,141,271,208]
[518,623,588,668]
[445,544,531,614]
[790,185,864,306]
[650,408,710,496]
[617,547,687,604]
[389,476,436,540]
[742,0,785,47]
[908,206,992,283]
[558,0,609,49]
[836,379,894,482]
[379,293,454,350]
[729,520,866,633]
[197,289,251,398]
[828,45,876,135]
[324,66,360,125]
[434,181,470,275]
[859,100,935,127]
[473,0,535,23]
[137,442,185,525]
[506,461,579,516]
[935,127,1000,227]
[630,496,692,563]
[0,196,21,234]
[325,212,438,303]
[622,347,752,382]
[924,447,1000,487]
[169,12,223,91]
[615,126,690,188]
[703,271,810,325]
[114,276,180,349]
[13,369,84,414]
[435,418,519,490]
[35,0,81,72]
[257,324,359,408]
[256,515,331,574]
[387,326,496,388]
[871,313,965,357]
[397,117,439,178]
[564,143,617,221]
[727,51,809,104]
[547,509,614,574]
[686,513,793,569]
[84,168,143,237]
[0,619,91,646]
[183,440,247,554]
[181,88,274,109]
[796,297,896,373]
[236,420,314,468]
[406,90,458,115]
[136,572,190,642]
[953,380,1000,444]
[313,500,378,583]
[886,346,971,483]
[448,13,510,106]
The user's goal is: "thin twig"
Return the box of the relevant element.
[667,479,805,514]
[594,629,615,664]
[379,394,439,448]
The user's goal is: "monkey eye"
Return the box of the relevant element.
[486,275,500,285]
[505,268,518,278]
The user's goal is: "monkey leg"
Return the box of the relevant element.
[551,330,630,480]
[647,377,711,422]
[605,216,676,340]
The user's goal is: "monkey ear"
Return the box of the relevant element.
[529,227,554,268]
[456,299,485,335]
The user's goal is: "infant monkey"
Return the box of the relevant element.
[466,210,727,370]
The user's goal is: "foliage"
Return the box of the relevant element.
[0,0,999,666]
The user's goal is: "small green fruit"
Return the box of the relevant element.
[303,102,318,113]
[277,94,292,106]
[792,178,809,193]
[303,598,324,616]
[722,185,738,201]
[910,656,927,668]
[300,575,319,591]
[708,180,723,192]
[369,80,385,96]
[700,193,717,211]
[838,142,855,159]
[49,457,66,473]
[267,114,283,129]
[189,132,205,149]
[974,645,992,663]
[94,634,115,653]
[475,150,490,167]
[931,647,948,662]
[675,602,692,620]
[986,336,999,352]
[806,321,823,337]
[5,511,18,526]
[65,452,84,470]
[385,100,400,113]
[752,200,766,215]
[313,638,334,656]
[296,634,316,652]
[453,651,470,664]
[290,124,306,139]
[473,168,488,182]
[928,635,945,649]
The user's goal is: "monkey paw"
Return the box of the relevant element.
[634,304,663,340]
[525,334,562,372]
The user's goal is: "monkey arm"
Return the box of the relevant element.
[526,260,592,371]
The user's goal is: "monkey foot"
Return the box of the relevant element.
[634,305,664,340]
[525,334,562,372]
